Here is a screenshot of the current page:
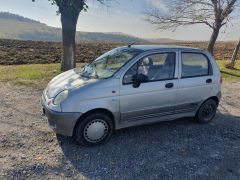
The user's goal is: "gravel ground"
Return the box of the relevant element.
[0,82,240,179]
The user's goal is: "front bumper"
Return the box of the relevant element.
[41,95,82,137]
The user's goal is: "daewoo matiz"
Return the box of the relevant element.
[42,45,221,146]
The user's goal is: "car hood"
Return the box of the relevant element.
[46,68,97,98]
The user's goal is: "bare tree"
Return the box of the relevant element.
[227,38,240,68]
[146,0,238,55]
[33,0,108,71]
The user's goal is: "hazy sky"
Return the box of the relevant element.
[0,0,239,41]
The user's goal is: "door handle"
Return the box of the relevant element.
[206,78,212,83]
[165,83,174,88]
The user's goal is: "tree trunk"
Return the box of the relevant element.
[229,39,240,68]
[60,13,78,72]
[207,27,220,55]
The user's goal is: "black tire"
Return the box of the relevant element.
[196,99,217,124]
[74,112,113,146]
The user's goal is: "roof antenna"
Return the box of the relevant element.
[128,42,135,48]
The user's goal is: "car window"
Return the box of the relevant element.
[81,48,142,79]
[123,52,175,84]
[123,63,138,84]
[181,53,210,78]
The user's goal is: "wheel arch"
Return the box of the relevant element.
[207,96,219,106]
[73,108,115,136]
[196,95,219,115]
[195,96,219,123]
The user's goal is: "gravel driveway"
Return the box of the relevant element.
[0,82,240,179]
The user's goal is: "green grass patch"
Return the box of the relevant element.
[0,63,84,89]
[0,61,239,89]
[216,60,240,81]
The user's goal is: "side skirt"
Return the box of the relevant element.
[116,111,196,130]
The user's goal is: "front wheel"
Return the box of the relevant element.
[196,99,217,123]
[74,112,113,146]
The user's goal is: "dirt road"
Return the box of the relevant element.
[0,82,240,179]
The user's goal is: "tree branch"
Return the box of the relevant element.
[145,0,238,31]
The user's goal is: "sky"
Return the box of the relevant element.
[0,0,239,41]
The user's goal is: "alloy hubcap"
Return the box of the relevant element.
[83,119,108,143]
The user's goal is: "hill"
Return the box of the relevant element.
[0,12,150,43]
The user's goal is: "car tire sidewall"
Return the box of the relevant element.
[74,112,113,146]
[196,99,217,124]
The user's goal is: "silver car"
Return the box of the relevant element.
[42,45,221,146]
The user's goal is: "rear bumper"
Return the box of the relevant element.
[42,102,82,137]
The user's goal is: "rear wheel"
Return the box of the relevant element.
[74,112,113,146]
[196,99,217,123]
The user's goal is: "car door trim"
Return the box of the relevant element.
[174,102,199,114]
[121,105,175,122]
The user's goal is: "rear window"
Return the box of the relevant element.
[181,53,211,78]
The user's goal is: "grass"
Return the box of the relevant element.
[0,61,239,89]
[216,60,240,81]
[0,63,84,89]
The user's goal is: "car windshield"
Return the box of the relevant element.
[81,48,142,79]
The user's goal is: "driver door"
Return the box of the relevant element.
[119,52,178,122]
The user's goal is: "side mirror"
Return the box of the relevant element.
[132,74,148,88]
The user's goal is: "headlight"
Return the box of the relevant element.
[53,90,68,105]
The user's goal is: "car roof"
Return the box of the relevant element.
[125,45,203,52]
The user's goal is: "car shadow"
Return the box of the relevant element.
[57,111,240,179]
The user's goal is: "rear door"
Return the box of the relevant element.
[119,52,179,122]
[175,52,214,113]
